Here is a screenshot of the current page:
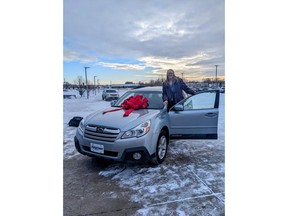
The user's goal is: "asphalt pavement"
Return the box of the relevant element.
[64,137,224,216]
[64,93,225,216]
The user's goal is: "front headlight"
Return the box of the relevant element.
[79,119,85,132]
[121,120,151,139]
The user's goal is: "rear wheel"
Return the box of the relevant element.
[150,130,168,165]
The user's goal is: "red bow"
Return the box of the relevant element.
[103,95,148,117]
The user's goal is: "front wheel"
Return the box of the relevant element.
[150,130,168,165]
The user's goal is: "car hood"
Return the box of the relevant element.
[85,107,161,131]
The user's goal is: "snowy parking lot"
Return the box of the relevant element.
[63,89,225,215]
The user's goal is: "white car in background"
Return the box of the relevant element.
[102,89,119,101]
[218,86,225,93]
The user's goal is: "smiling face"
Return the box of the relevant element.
[167,69,175,81]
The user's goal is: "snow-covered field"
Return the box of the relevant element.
[63,89,225,215]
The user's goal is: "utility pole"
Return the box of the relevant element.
[94,76,97,95]
[215,65,219,87]
[181,73,184,79]
[84,67,90,99]
[97,79,100,93]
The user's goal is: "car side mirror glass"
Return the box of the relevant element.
[110,100,116,106]
[172,104,184,111]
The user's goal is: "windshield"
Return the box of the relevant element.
[106,90,117,93]
[113,91,164,109]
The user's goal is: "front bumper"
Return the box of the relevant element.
[74,129,155,162]
[105,95,119,100]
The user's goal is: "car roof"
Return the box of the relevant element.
[104,89,117,91]
[130,86,162,92]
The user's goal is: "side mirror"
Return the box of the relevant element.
[172,104,184,111]
[110,100,116,106]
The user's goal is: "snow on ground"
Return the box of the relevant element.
[63,89,128,159]
[63,88,225,215]
[63,89,224,159]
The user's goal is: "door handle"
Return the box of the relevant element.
[205,113,217,117]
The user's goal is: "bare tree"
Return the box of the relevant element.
[202,78,212,83]
[73,76,85,97]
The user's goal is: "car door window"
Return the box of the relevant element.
[169,90,219,139]
[183,91,217,110]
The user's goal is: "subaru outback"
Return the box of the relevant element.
[74,86,219,164]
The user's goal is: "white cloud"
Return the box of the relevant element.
[139,54,212,76]
[64,0,224,80]
[64,48,97,63]
[97,62,145,70]
[132,13,191,42]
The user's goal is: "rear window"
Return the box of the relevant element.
[106,90,117,93]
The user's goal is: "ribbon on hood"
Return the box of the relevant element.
[102,95,148,117]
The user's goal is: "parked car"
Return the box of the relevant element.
[75,87,220,165]
[63,90,77,99]
[102,89,119,101]
[219,86,225,93]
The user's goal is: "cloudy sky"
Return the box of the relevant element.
[64,0,224,85]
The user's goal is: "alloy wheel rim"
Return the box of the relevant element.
[158,135,167,159]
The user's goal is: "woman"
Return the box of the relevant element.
[162,69,196,110]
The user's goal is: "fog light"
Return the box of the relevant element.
[132,152,142,160]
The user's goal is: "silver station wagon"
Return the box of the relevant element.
[74,87,219,165]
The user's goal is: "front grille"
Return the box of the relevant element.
[84,124,120,142]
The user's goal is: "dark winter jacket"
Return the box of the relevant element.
[162,77,196,105]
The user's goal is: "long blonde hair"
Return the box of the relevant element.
[165,69,178,84]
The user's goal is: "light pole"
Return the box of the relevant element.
[97,79,100,93]
[215,65,219,87]
[84,67,90,99]
[94,76,97,95]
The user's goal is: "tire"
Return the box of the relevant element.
[150,130,168,165]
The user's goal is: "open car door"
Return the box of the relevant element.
[169,90,220,139]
